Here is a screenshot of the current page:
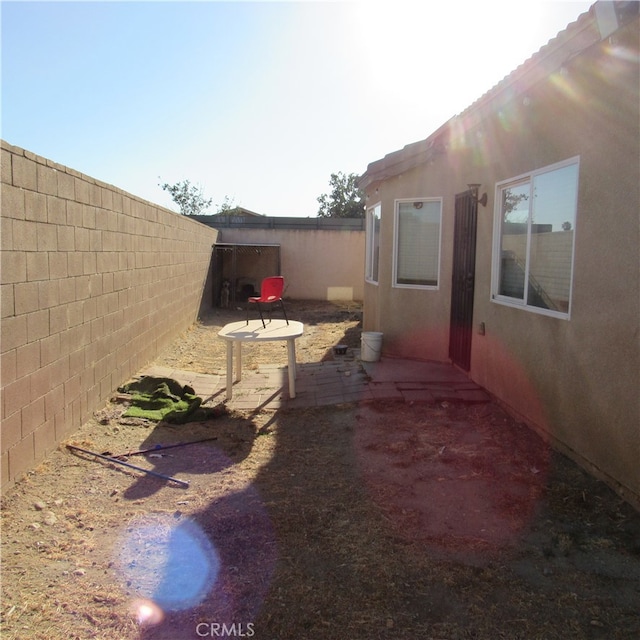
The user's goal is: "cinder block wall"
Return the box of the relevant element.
[0,141,219,492]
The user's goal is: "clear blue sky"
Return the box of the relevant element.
[1,0,593,217]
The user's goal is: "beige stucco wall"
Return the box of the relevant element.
[0,141,219,492]
[216,228,364,302]
[361,20,640,504]
[363,164,457,362]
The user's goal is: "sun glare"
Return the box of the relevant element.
[350,1,531,140]
[350,1,593,144]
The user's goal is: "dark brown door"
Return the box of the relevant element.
[449,191,478,370]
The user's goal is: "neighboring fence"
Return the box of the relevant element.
[194,213,365,302]
[0,141,219,492]
[209,227,365,302]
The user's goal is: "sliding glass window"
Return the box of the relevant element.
[493,158,579,317]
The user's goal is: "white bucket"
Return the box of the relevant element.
[361,331,383,362]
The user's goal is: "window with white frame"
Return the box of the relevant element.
[394,199,442,288]
[492,157,579,317]
[365,203,381,283]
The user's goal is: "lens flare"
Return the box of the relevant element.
[115,514,220,613]
[130,598,164,626]
[354,325,551,560]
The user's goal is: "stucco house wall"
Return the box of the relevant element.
[358,4,639,505]
[0,141,219,492]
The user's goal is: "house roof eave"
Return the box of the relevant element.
[359,1,638,190]
[357,120,451,191]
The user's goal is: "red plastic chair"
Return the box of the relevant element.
[246,276,289,328]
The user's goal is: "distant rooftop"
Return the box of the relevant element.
[191,214,365,231]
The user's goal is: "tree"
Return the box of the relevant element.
[317,172,364,218]
[216,195,237,214]
[502,189,529,223]
[159,179,213,216]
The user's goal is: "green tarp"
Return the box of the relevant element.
[118,376,205,424]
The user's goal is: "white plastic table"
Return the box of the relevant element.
[217,319,304,400]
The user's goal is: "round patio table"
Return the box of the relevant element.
[217,319,304,400]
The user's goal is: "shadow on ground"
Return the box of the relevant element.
[138,401,640,640]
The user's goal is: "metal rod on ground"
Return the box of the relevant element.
[115,437,219,458]
[66,444,190,488]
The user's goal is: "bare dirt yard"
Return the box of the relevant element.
[2,301,639,640]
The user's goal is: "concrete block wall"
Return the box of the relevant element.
[0,141,219,492]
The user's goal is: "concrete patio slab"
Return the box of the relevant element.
[138,351,489,412]
[361,357,471,384]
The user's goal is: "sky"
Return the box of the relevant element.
[1,0,594,217]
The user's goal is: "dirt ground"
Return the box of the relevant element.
[2,301,639,640]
